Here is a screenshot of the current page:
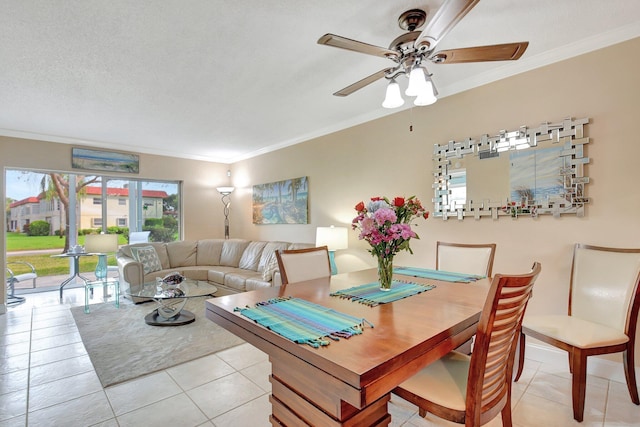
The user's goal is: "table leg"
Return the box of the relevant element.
[59,272,92,301]
[269,352,391,426]
[59,275,75,301]
[114,281,120,309]
[84,283,91,314]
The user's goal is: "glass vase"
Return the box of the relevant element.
[94,254,108,281]
[377,256,394,291]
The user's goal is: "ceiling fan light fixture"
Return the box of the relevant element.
[414,73,438,106]
[405,66,428,97]
[382,79,404,109]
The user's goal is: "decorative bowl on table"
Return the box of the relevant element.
[162,272,185,285]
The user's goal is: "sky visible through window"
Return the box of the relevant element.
[5,170,177,201]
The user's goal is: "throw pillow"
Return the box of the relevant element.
[130,245,162,275]
[262,257,280,281]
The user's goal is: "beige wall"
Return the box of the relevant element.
[231,38,640,366]
[1,138,231,306]
[2,38,639,367]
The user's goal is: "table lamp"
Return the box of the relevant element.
[315,226,348,275]
[84,234,119,280]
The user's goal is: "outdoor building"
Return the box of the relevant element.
[8,187,168,234]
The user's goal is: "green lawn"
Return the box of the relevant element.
[7,254,113,276]
[6,232,127,251]
[6,233,124,276]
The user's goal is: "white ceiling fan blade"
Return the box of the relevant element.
[415,0,480,52]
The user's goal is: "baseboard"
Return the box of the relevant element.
[524,341,634,384]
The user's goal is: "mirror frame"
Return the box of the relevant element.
[432,117,590,220]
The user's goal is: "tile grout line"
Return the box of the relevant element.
[25,306,34,426]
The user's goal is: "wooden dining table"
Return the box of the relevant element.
[205,268,491,426]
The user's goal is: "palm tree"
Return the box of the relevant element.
[40,173,100,252]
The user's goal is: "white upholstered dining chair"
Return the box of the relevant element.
[393,262,541,427]
[515,244,640,422]
[437,241,497,354]
[275,246,331,285]
[436,241,497,278]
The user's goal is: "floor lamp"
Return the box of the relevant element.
[216,186,235,239]
[315,226,348,275]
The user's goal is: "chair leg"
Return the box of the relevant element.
[6,279,26,306]
[568,353,573,374]
[514,333,526,381]
[623,346,640,404]
[501,404,513,427]
[570,349,587,422]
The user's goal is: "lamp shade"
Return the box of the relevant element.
[84,234,119,254]
[382,79,404,109]
[405,67,428,97]
[413,79,437,106]
[216,186,235,195]
[315,226,348,251]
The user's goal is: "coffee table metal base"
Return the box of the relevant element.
[144,309,196,326]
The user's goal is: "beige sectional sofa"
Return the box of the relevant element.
[116,238,313,302]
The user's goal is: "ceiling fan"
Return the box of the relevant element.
[317,0,529,107]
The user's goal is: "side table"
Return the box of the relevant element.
[84,279,120,314]
[51,252,95,301]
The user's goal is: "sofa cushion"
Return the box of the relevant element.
[120,242,170,269]
[258,242,290,280]
[208,266,241,285]
[220,239,250,267]
[238,241,267,271]
[130,245,162,275]
[177,266,209,281]
[224,271,265,292]
[166,241,198,268]
[246,277,273,291]
[197,239,225,265]
[287,242,315,250]
[262,258,279,281]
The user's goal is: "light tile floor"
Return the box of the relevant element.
[1,287,640,426]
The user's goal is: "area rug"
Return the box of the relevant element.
[70,297,245,388]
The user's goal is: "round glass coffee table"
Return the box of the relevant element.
[128,278,218,326]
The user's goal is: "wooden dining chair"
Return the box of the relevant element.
[436,241,497,277]
[515,244,640,422]
[393,262,541,427]
[275,246,332,285]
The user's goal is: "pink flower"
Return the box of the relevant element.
[373,207,397,226]
[351,195,429,259]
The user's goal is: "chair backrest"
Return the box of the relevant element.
[129,231,151,244]
[570,244,640,332]
[275,246,331,285]
[466,262,541,425]
[436,241,497,277]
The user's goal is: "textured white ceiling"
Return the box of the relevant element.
[1,0,638,163]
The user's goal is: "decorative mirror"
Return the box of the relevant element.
[432,117,590,220]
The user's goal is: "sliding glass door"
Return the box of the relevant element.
[5,168,181,291]
[6,169,181,242]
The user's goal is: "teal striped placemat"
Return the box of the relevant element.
[394,266,485,283]
[234,297,373,348]
[330,281,435,306]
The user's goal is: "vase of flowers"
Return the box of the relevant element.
[352,196,429,291]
